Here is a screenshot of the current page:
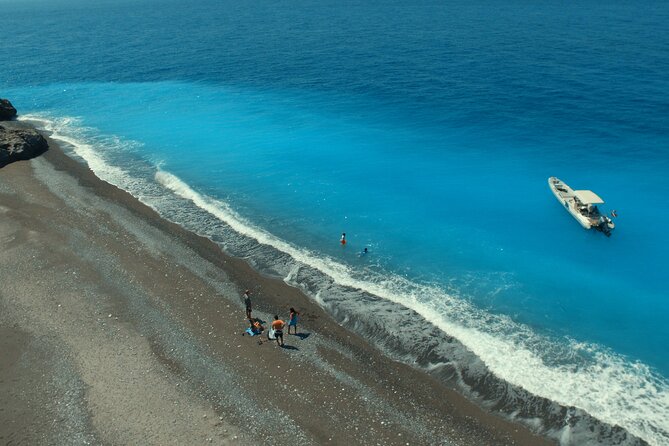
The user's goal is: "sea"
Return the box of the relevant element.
[2,0,668,444]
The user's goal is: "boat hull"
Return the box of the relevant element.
[548,177,597,230]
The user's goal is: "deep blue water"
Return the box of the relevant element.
[3,0,668,443]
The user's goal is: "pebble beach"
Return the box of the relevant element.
[0,124,552,445]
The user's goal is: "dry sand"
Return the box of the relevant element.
[0,129,554,445]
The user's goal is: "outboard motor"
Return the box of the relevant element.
[597,216,614,236]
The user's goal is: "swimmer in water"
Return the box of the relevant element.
[341,232,346,245]
[359,247,368,256]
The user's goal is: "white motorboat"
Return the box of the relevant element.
[548,177,615,236]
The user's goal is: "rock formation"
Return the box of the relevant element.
[0,98,18,120]
[0,125,49,167]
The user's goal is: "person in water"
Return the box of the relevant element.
[287,307,299,335]
[359,247,368,256]
[340,232,346,245]
[272,315,285,347]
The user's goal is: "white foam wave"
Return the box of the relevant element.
[20,114,669,444]
[19,114,137,190]
[156,169,669,445]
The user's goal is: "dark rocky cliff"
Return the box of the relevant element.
[0,125,49,167]
[0,98,18,121]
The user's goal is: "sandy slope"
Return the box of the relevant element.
[0,129,552,445]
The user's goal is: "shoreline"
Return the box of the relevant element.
[0,123,555,444]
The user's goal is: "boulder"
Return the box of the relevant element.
[0,99,18,120]
[0,125,49,167]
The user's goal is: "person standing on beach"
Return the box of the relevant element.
[271,315,285,347]
[287,307,299,335]
[340,232,346,246]
[243,289,252,319]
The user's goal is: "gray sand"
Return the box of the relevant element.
[0,135,553,445]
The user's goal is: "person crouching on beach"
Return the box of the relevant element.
[272,315,285,347]
[287,307,299,335]
[243,289,252,319]
[250,318,264,336]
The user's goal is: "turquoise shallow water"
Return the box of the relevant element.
[3,0,669,443]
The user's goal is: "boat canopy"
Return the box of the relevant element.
[574,190,604,204]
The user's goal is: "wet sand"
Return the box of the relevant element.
[0,125,554,445]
